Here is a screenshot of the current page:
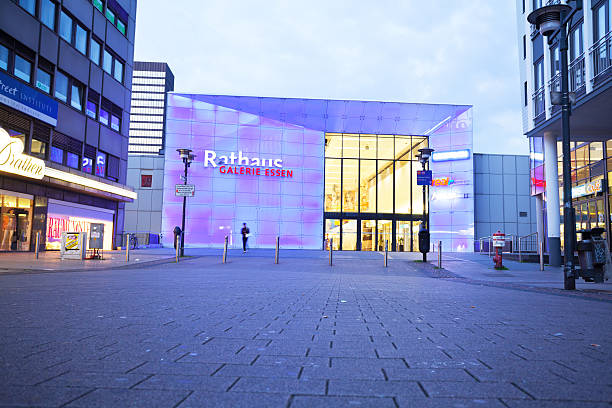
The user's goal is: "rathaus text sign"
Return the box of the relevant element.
[203,149,294,178]
[0,127,45,179]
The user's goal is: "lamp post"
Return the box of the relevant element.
[177,148,195,257]
[528,1,581,290]
[418,147,434,262]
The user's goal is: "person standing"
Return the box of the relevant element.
[241,223,250,253]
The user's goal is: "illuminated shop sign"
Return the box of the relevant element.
[0,70,58,126]
[431,149,470,162]
[432,177,454,186]
[203,149,294,178]
[572,179,603,198]
[0,127,45,179]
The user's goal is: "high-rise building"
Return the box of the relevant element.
[0,0,137,252]
[124,62,174,241]
[516,0,612,265]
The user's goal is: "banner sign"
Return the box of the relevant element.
[572,179,603,198]
[0,127,45,179]
[416,170,432,186]
[0,71,58,126]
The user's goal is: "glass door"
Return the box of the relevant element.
[361,220,375,251]
[324,219,340,250]
[412,220,422,252]
[341,219,357,250]
[377,220,392,251]
[396,221,410,252]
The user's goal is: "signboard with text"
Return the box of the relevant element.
[0,70,58,126]
[175,184,195,197]
[416,170,433,186]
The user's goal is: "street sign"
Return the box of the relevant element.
[175,184,195,197]
[416,170,432,186]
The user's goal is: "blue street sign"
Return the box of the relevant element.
[416,170,432,186]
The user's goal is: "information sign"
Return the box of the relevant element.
[416,170,433,186]
[175,184,195,197]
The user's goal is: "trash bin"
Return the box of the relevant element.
[576,228,607,283]
[418,224,430,254]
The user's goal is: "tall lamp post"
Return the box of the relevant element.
[177,148,195,257]
[528,1,581,290]
[417,147,434,262]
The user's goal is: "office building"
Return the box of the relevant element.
[124,61,174,240]
[0,0,137,252]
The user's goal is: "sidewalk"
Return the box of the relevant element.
[391,250,612,293]
[0,247,178,274]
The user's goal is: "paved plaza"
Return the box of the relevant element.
[1,250,611,407]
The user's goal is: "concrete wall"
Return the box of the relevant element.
[474,153,537,240]
[124,155,165,235]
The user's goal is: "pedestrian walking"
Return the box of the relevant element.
[241,223,250,253]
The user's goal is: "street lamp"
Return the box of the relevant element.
[418,147,434,262]
[528,1,581,290]
[177,148,195,257]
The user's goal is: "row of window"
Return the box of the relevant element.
[92,0,127,36]
[0,38,124,133]
[14,0,125,85]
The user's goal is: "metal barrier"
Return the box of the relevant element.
[275,236,280,264]
[329,238,333,266]
[222,236,228,263]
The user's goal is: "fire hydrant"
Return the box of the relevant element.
[492,231,505,270]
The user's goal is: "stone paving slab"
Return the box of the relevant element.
[0,252,611,406]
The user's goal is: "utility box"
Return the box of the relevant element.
[577,228,608,283]
[60,232,87,260]
[89,223,104,249]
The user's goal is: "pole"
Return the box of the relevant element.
[539,241,544,271]
[438,241,442,269]
[223,235,228,263]
[35,232,40,259]
[384,240,388,267]
[518,237,522,263]
[126,233,130,262]
[275,236,280,264]
[422,160,427,263]
[180,160,188,257]
[175,233,180,263]
[560,14,576,290]
[329,237,333,266]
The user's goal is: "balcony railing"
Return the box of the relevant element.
[533,86,546,124]
[569,55,586,94]
[590,32,612,84]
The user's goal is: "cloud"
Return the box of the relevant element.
[134,0,527,154]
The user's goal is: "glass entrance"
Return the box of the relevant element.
[324,219,340,250]
[361,220,375,251]
[342,219,357,250]
[396,221,410,252]
[377,220,392,251]
[1,192,33,251]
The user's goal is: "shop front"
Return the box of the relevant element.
[0,190,33,251]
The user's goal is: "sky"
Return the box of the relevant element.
[134,1,527,155]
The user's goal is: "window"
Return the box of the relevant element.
[54,71,68,102]
[36,68,52,93]
[105,8,115,24]
[116,19,126,35]
[31,139,47,159]
[110,113,120,131]
[90,38,101,65]
[113,59,123,83]
[107,155,119,181]
[92,0,103,12]
[594,2,609,42]
[41,0,56,30]
[551,45,560,76]
[18,0,36,15]
[50,146,64,163]
[75,25,87,55]
[522,35,526,60]
[59,11,73,43]
[103,49,112,74]
[95,151,106,177]
[86,100,97,119]
[141,174,152,188]
[66,151,79,169]
[70,83,83,111]
[82,156,93,173]
[524,81,528,106]
[0,45,8,71]
[534,58,544,90]
[99,107,109,125]
[569,24,583,62]
[14,55,31,83]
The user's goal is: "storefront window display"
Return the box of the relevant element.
[0,190,33,251]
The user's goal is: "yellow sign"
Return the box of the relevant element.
[65,233,79,250]
[0,127,45,180]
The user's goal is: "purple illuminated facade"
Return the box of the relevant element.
[162,94,474,251]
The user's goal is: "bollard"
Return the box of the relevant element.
[489,237,492,257]
[175,233,180,263]
[222,235,228,263]
[275,236,280,264]
[126,233,130,262]
[438,241,442,269]
[384,240,388,267]
[518,237,522,263]
[35,231,40,259]
[539,241,544,271]
[329,238,333,266]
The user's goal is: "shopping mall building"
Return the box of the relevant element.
[161,94,476,251]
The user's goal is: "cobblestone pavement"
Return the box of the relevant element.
[1,253,611,407]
